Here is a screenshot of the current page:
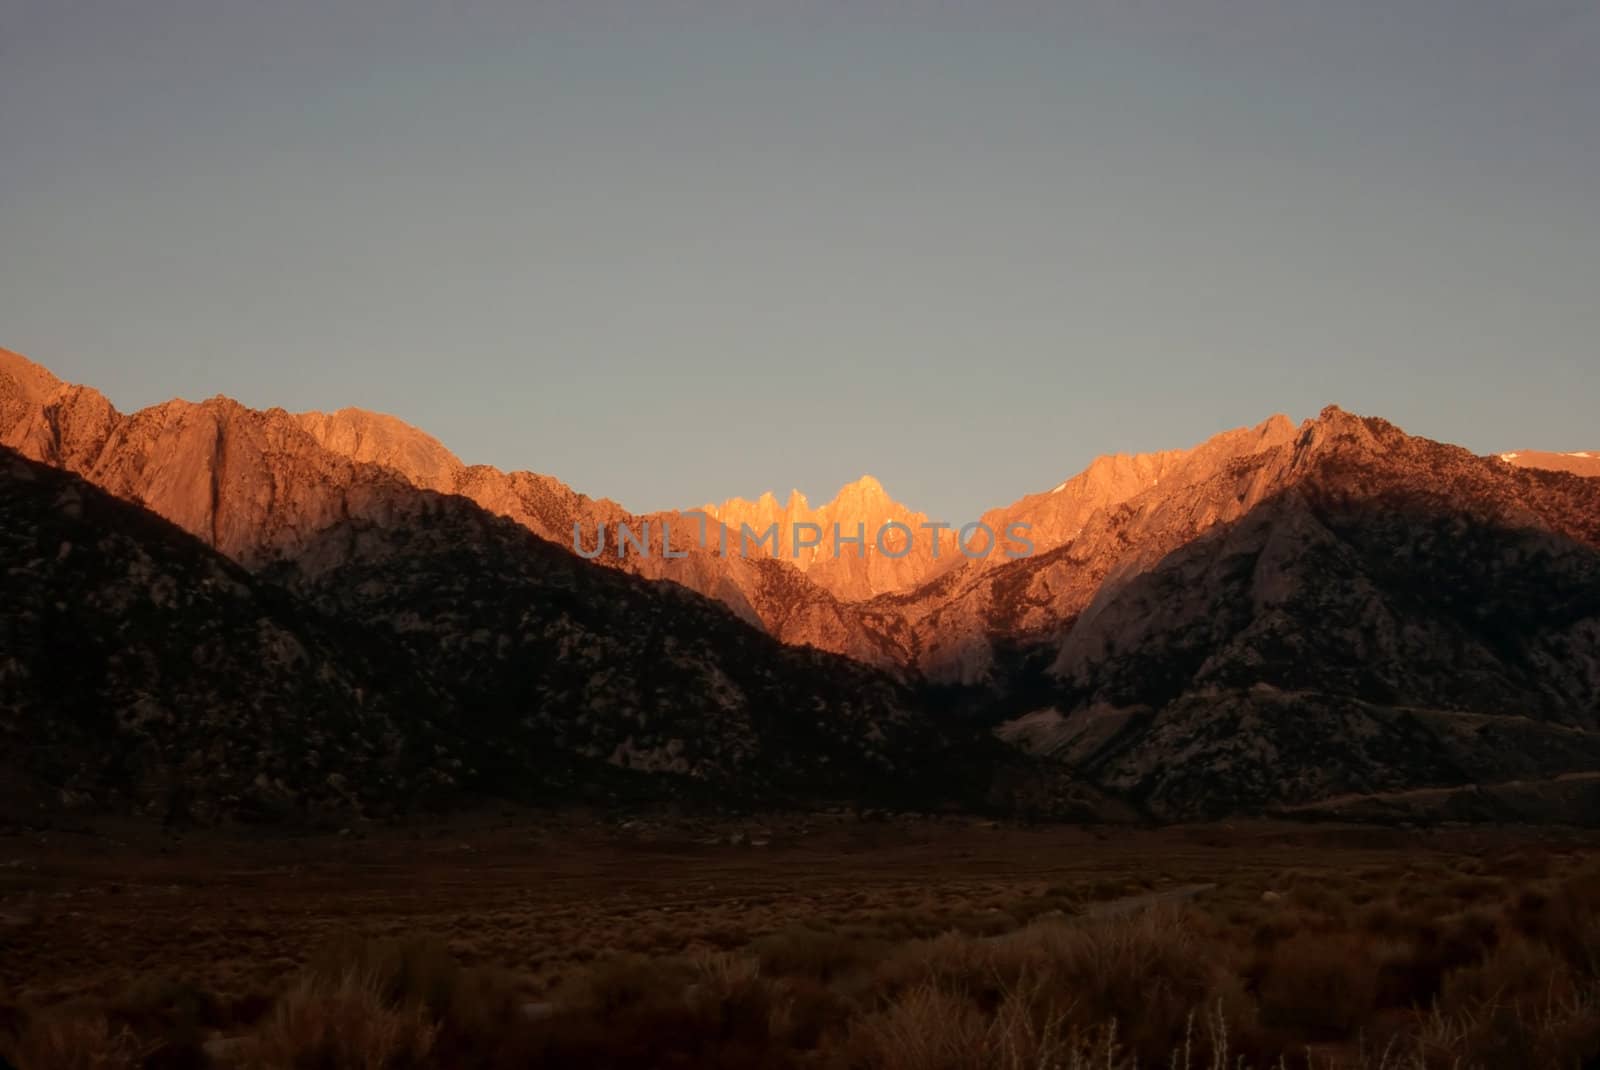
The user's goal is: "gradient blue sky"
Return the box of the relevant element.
[3,2,1596,520]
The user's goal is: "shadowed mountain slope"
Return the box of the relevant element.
[997,411,1600,818]
[262,485,998,807]
[0,446,456,821]
[0,443,996,819]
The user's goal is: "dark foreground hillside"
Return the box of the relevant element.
[0,448,458,821]
[0,446,1000,822]
[265,480,1014,809]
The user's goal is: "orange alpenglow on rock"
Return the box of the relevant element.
[7,348,1600,688]
[1496,450,1600,479]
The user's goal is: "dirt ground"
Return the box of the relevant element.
[3,810,1597,1010]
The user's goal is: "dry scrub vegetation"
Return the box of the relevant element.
[3,824,1600,1068]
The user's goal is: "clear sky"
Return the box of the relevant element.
[2,2,1596,521]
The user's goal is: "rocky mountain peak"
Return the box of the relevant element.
[827,474,898,521]
[0,351,122,476]
[838,472,886,494]
[295,406,465,493]
[1287,404,1392,465]
[0,347,62,410]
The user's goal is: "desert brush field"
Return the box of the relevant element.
[3,813,1599,1068]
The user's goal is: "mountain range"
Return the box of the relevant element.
[1499,449,1600,479]
[3,346,1598,824]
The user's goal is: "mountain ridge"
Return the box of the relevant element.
[1500,449,1600,479]
[6,347,1597,684]
[0,350,1328,616]
[8,345,1600,824]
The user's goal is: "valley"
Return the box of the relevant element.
[3,813,1599,1067]
[6,8,1595,1064]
